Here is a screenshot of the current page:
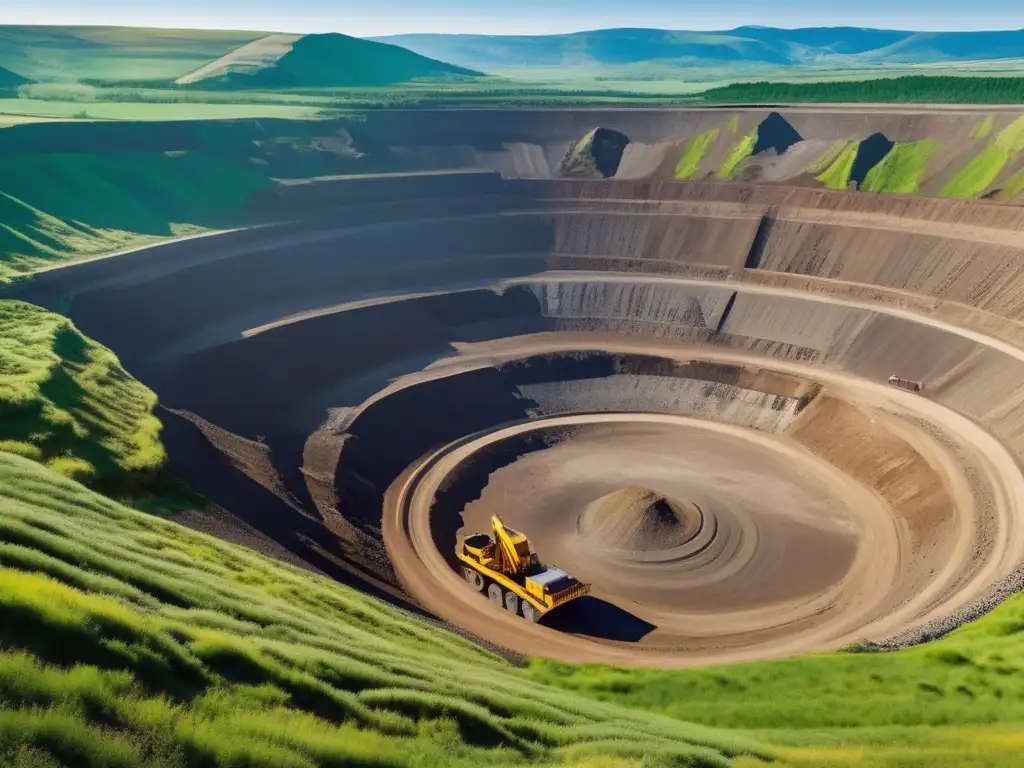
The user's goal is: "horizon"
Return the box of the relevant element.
[4,21,1024,38]
[4,0,1024,36]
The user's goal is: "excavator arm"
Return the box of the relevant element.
[491,515,531,574]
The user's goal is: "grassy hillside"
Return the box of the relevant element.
[205,33,481,89]
[0,150,270,281]
[526,594,1024,767]
[0,26,265,83]
[860,140,939,194]
[942,115,1024,198]
[0,450,775,768]
[0,302,164,498]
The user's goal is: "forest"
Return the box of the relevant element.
[698,76,1024,104]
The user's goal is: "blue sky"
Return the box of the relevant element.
[4,0,1024,36]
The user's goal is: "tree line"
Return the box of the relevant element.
[699,76,1024,104]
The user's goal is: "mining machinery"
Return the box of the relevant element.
[457,515,590,622]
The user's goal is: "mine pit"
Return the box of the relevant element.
[19,108,1024,667]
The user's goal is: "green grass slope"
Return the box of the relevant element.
[674,129,720,179]
[0,150,270,281]
[815,141,859,190]
[211,33,481,89]
[527,598,1024,767]
[0,302,164,496]
[0,26,266,83]
[717,131,757,180]
[0,450,775,768]
[943,115,1024,198]
[860,140,939,195]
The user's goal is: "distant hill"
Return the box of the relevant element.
[370,26,1024,70]
[0,26,265,82]
[186,33,482,88]
[0,65,30,91]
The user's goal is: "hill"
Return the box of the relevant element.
[0,26,266,82]
[189,33,482,89]
[370,26,1024,70]
[0,65,30,91]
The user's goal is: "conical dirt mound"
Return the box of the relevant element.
[578,486,701,552]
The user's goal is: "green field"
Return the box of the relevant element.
[0,98,325,121]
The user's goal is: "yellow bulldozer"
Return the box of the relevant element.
[456,515,590,622]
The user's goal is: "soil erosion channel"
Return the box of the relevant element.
[22,158,1024,667]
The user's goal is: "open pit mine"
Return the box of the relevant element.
[17,107,1024,667]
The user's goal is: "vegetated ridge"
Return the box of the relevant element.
[185,33,482,89]
[0,149,270,281]
[370,26,1024,70]
[0,301,166,500]
[0,26,266,82]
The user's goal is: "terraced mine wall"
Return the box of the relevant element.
[14,165,1024,664]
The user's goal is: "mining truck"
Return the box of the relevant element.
[457,515,590,622]
[888,375,923,393]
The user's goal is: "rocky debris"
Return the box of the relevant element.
[558,127,631,178]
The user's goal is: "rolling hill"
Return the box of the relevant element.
[370,26,1024,70]
[0,65,30,91]
[183,33,482,89]
[0,26,265,82]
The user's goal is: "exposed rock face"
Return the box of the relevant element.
[558,128,631,178]
[850,132,897,189]
[577,486,701,552]
[752,111,804,156]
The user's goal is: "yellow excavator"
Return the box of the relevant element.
[456,515,590,622]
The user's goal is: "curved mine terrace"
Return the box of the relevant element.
[19,109,1024,666]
